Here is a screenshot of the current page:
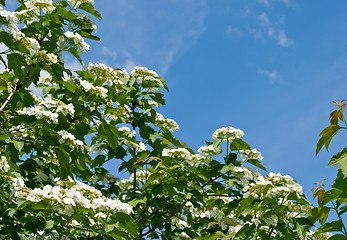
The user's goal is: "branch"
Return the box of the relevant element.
[138,199,189,239]
[0,84,17,112]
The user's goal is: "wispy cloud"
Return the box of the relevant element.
[93,0,208,75]
[256,0,270,7]
[257,68,281,83]
[226,25,242,38]
[257,12,293,47]
[256,0,291,7]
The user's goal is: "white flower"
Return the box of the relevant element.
[239,148,263,161]
[0,156,10,172]
[24,0,55,14]
[118,126,135,137]
[212,126,244,142]
[64,31,90,52]
[162,148,191,159]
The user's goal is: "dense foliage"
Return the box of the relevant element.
[0,0,336,239]
[310,100,347,239]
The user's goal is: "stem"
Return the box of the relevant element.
[332,201,347,235]
[0,84,17,112]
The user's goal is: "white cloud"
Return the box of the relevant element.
[277,30,293,47]
[257,68,281,83]
[93,0,208,75]
[257,12,293,47]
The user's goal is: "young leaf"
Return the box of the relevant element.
[316,125,341,155]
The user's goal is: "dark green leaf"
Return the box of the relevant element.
[229,138,251,151]
[318,219,343,232]
[247,158,267,171]
[328,234,347,240]
[68,47,83,64]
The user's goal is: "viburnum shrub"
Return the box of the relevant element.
[0,0,334,239]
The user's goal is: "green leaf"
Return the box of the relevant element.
[318,219,343,232]
[0,134,9,141]
[329,146,347,177]
[60,81,76,93]
[53,0,69,7]
[309,206,330,225]
[316,125,341,155]
[0,0,5,7]
[9,140,24,152]
[213,138,222,149]
[8,53,27,81]
[221,165,234,174]
[78,3,102,20]
[68,47,83,65]
[229,138,251,151]
[247,158,267,171]
[328,234,347,240]
[78,29,101,41]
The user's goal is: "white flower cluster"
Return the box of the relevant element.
[17,94,75,123]
[79,79,108,98]
[57,130,84,149]
[131,66,164,88]
[155,113,179,132]
[0,7,19,27]
[118,126,136,138]
[87,62,128,86]
[63,31,90,53]
[0,155,10,172]
[116,170,151,189]
[20,177,133,216]
[232,166,253,185]
[24,0,55,14]
[9,124,30,138]
[239,148,263,161]
[243,172,304,205]
[212,126,244,142]
[162,148,191,159]
[126,140,147,152]
[68,0,94,8]
[198,145,218,157]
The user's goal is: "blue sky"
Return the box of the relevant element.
[77,0,347,202]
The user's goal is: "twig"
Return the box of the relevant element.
[138,199,189,239]
[0,84,17,112]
